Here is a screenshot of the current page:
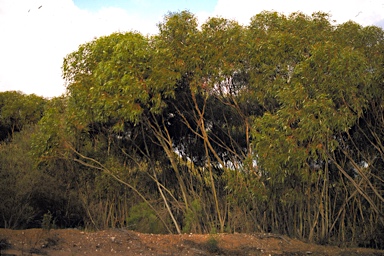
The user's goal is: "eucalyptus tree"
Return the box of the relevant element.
[0,91,46,140]
[327,22,384,245]
[31,9,384,246]
[249,12,384,244]
[154,12,265,232]
[61,31,182,232]
[59,10,255,233]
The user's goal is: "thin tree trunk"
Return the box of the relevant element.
[154,171,181,234]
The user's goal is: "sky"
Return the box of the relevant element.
[1,0,384,98]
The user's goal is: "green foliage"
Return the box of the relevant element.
[63,31,177,130]
[204,235,220,253]
[31,97,69,161]
[0,126,41,228]
[126,202,167,234]
[182,199,203,233]
[251,12,370,180]
[42,211,53,230]
[0,123,84,229]
[0,91,46,141]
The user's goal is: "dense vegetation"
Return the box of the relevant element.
[1,11,384,249]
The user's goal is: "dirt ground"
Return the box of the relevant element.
[0,228,383,256]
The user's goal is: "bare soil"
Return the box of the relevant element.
[0,228,383,256]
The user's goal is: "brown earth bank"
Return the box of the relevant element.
[0,228,383,256]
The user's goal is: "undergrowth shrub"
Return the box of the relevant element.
[126,202,168,234]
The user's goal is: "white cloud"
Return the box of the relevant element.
[0,0,159,98]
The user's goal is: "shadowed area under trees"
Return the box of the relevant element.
[1,11,384,249]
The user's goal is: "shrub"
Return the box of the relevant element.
[205,236,220,253]
[0,236,11,252]
[126,202,168,233]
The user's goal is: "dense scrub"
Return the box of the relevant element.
[1,11,384,249]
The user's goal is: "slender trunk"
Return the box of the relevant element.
[191,92,227,232]
[147,114,190,211]
[69,145,173,233]
[154,171,181,234]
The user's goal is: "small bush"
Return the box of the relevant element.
[126,202,168,234]
[205,236,220,253]
[42,211,54,230]
[182,199,203,233]
[0,237,11,251]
